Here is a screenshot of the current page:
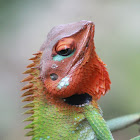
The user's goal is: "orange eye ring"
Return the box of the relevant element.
[55,38,75,56]
[56,44,71,52]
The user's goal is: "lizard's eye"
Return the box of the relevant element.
[56,44,74,56]
[55,38,75,57]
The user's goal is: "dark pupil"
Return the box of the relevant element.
[57,48,73,56]
[50,73,58,81]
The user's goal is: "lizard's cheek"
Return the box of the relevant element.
[44,75,93,107]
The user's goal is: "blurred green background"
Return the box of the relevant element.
[0,0,140,140]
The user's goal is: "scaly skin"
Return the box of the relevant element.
[22,51,113,140]
[21,21,140,140]
[22,51,114,139]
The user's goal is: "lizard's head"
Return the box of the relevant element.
[39,20,111,106]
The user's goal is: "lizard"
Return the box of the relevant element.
[21,20,140,140]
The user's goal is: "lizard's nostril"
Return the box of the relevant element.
[50,73,58,81]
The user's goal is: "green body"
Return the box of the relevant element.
[31,95,96,140]
[24,91,140,140]
[27,96,113,140]
[25,88,140,140]
[25,86,113,140]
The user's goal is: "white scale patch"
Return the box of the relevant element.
[57,76,70,89]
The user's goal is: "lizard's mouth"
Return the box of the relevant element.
[62,93,92,107]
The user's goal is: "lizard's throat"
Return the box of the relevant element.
[62,93,92,107]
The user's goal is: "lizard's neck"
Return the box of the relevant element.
[22,52,95,139]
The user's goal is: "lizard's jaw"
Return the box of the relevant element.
[62,93,92,107]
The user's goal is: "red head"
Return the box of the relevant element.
[39,20,111,105]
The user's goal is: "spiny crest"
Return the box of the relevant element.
[21,51,42,137]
